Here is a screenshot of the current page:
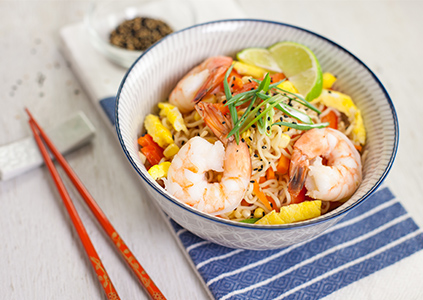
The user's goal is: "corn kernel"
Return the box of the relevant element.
[322,72,337,89]
[163,143,180,159]
[148,161,171,180]
[206,137,217,144]
[254,208,265,219]
[278,134,291,149]
[194,111,201,121]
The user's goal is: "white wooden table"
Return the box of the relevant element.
[1,1,422,299]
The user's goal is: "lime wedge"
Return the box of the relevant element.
[236,48,282,73]
[269,42,323,101]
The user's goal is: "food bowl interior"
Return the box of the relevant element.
[116,20,398,229]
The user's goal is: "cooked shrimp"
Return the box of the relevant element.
[168,56,233,113]
[288,128,362,201]
[165,102,251,215]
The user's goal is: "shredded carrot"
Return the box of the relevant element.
[321,110,338,129]
[253,181,273,211]
[266,196,279,212]
[259,176,266,183]
[266,167,275,180]
[276,155,290,175]
[354,144,363,152]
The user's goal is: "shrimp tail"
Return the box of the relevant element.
[288,153,309,197]
[193,57,233,103]
[195,102,232,145]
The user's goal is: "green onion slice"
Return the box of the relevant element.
[272,121,329,131]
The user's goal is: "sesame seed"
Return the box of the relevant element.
[222,121,226,124]
[267,126,270,130]
[231,84,234,87]
[262,146,267,149]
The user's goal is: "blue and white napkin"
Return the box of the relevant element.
[169,187,423,299]
[60,2,423,298]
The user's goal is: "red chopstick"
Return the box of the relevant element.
[28,119,121,300]
[26,109,166,300]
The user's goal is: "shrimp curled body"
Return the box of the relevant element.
[165,102,251,215]
[165,136,251,215]
[169,56,233,113]
[288,128,362,201]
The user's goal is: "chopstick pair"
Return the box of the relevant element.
[25,109,166,300]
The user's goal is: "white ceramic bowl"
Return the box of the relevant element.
[116,20,399,250]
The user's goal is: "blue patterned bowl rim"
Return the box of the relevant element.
[115,19,399,231]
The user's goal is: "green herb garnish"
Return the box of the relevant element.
[222,71,326,142]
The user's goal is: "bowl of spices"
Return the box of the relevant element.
[85,0,195,68]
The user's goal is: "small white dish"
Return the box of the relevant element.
[85,0,195,68]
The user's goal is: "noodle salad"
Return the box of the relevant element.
[138,43,366,225]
